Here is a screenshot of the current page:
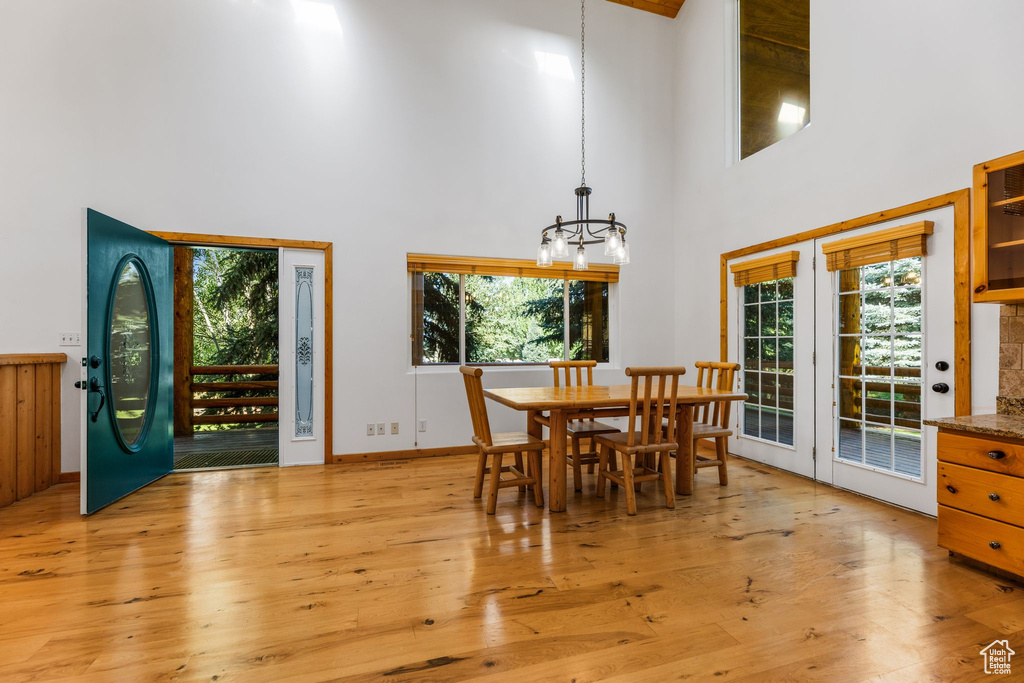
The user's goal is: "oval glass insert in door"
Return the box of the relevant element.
[108,259,154,449]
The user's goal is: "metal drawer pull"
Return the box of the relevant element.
[988,450,1007,460]
[989,493,1001,501]
[946,485,958,494]
[990,541,1002,550]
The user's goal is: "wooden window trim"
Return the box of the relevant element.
[730,251,799,286]
[406,253,619,283]
[820,220,933,272]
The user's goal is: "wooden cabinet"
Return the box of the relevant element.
[937,431,1024,578]
[973,149,1024,302]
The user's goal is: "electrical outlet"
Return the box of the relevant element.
[366,423,375,436]
[59,332,81,346]
[376,422,385,435]
[390,422,399,435]
[418,419,427,433]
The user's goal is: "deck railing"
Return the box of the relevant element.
[190,365,279,426]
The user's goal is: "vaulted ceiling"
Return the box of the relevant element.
[605,0,684,19]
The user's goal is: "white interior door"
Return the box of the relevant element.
[278,248,326,467]
[728,242,816,478]
[813,207,956,515]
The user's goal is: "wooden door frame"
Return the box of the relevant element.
[149,231,334,465]
[719,188,972,416]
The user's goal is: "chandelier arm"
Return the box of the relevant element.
[539,218,626,234]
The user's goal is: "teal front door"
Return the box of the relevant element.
[84,209,173,514]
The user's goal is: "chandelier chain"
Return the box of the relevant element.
[580,0,586,187]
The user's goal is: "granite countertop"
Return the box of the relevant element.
[924,414,1024,440]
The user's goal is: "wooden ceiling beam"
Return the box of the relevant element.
[605,0,684,19]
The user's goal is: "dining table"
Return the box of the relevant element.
[483,384,748,512]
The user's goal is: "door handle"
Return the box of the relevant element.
[931,382,949,394]
[88,376,106,423]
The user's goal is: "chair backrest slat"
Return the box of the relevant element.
[550,360,599,422]
[693,361,740,429]
[624,366,687,447]
[460,366,492,446]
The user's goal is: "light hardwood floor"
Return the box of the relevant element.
[0,452,1020,681]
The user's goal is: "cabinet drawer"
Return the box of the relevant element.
[938,462,1024,525]
[937,432,1024,478]
[938,505,1024,577]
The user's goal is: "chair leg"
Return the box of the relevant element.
[486,453,503,515]
[609,450,618,489]
[571,436,583,492]
[660,452,675,509]
[473,449,487,499]
[531,452,545,507]
[515,452,526,493]
[596,444,608,499]
[622,454,637,516]
[587,438,595,473]
[693,437,699,474]
[717,436,729,486]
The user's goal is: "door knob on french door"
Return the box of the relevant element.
[932,382,950,394]
[935,361,949,371]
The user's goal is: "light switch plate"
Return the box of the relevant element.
[390,422,399,435]
[376,423,385,435]
[366,423,375,436]
[418,420,427,433]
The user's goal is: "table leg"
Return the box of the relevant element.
[676,404,694,495]
[548,409,567,512]
[527,410,542,491]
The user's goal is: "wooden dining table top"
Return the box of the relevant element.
[483,384,748,411]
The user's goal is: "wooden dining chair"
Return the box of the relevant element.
[550,360,620,492]
[460,367,545,514]
[594,366,685,516]
[690,361,741,485]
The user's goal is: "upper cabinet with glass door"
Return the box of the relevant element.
[974,149,1024,302]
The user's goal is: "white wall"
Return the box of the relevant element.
[671,0,1019,414]
[0,0,677,471]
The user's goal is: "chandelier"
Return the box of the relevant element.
[537,0,629,271]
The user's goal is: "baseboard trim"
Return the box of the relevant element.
[57,471,81,483]
[333,445,475,464]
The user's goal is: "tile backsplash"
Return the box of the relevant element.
[998,305,1024,414]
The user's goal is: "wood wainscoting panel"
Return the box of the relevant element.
[0,354,66,510]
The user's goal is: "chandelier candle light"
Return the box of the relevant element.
[536,0,630,271]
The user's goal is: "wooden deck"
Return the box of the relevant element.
[0,450,1015,681]
[174,428,278,470]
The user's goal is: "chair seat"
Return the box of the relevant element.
[692,423,733,439]
[595,431,678,455]
[476,432,546,454]
[565,420,619,436]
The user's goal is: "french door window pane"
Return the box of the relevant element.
[894,430,922,477]
[834,257,923,478]
[759,407,778,442]
[778,374,794,411]
[743,404,759,437]
[744,339,759,370]
[778,410,794,446]
[838,419,863,463]
[569,280,609,362]
[744,305,759,336]
[740,278,794,447]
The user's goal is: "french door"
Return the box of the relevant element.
[814,207,956,515]
[81,209,174,514]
